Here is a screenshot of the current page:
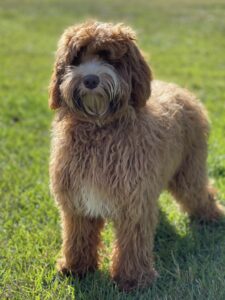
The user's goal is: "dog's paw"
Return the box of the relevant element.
[209,202,225,221]
[112,269,158,292]
[192,202,225,224]
[57,257,97,278]
[57,258,74,276]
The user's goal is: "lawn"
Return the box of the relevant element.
[0,0,225,299]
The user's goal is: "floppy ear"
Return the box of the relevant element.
[48,32,74,110]
[128,44,152,108]
[48,64,62,110]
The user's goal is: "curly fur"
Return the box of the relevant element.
[49,21,224,291]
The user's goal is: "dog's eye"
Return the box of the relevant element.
[111,60,122,68]
[97,50,111,59]
[71,56,81,66]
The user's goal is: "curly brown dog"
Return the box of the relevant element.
[49,21,224,291]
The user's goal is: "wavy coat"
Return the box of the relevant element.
[49,21,224,291]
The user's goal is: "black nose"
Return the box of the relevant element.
[83,75,100,89]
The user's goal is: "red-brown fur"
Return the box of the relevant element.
[49,21,224,291]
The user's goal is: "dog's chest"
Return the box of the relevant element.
[71,125,121,183]
[78,184,111,218]
[70,128,121,218]
[68,122,146,216]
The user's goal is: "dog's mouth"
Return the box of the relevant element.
[73,89,116,118]
[76,98,109,117]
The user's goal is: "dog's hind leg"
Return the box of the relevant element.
[57,207,104,276]
[168,146,224,222]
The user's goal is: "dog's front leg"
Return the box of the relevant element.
[57,203,104,277]
[111,194,158,291]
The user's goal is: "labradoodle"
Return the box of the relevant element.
[49,21,224,291]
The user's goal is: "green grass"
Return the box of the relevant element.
[1,0,225,299]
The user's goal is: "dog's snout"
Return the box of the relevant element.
[83,75,100,89]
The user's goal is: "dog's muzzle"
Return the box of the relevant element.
[74,98,109,118]
[62,61,121,118]
[73,89,111,118]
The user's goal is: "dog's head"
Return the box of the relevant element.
[49,21,152,122]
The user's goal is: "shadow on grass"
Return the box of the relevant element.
[52,210,225,299]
